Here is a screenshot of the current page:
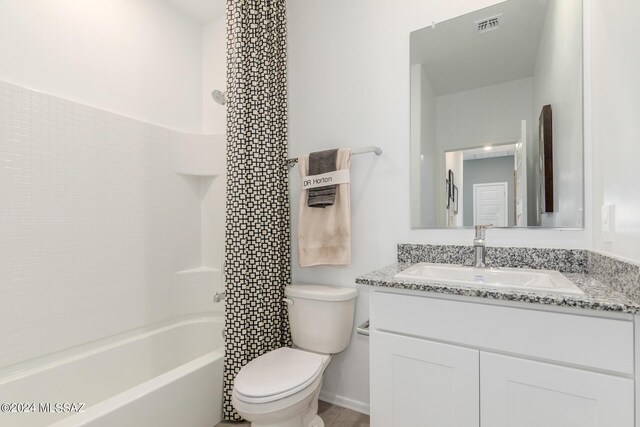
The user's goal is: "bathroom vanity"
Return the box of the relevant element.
[359,246,640,427]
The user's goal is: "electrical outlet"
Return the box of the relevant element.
[601,204,615,243]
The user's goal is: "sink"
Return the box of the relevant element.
[395,263,584,296]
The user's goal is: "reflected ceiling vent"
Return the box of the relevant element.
[475,14,502,34]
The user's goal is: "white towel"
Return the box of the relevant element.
[297,148,351,267]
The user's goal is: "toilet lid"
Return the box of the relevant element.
[234,347,325,403]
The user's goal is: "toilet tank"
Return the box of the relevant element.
[285,284,357,354]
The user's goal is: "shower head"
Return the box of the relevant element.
[211,90,227,105]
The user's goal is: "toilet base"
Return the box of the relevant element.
[309,415,324,427]
[233,352,333,427]
[243,390,323,427]
[234,375,325,427]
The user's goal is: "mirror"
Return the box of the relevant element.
[410,0,583,228]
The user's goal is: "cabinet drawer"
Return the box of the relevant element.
[372,291,634,374]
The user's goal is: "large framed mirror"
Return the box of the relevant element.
[410,0,584,229]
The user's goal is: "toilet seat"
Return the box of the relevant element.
[234,347,327,404]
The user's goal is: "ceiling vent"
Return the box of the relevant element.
[475,14,502,34]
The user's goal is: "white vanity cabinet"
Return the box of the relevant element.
[480,353,634,427]
[370,290,636,427]
[371,331,479,426]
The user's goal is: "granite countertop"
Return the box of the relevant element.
[356,262,640,314]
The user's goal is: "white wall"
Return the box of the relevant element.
[202,16,227,134]
[0,0,203,133]
[436,78,533,152]
[288,0,591,412]
[533,0,584,228]
[591,0,640,263]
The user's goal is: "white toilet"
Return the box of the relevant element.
[232,284,358,427]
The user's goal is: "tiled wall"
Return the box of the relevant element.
[0,81,221,368]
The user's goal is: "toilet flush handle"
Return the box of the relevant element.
[283,298,294,306]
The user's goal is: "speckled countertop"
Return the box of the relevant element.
[356,262,640,314]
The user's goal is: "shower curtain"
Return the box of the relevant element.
[223,0,291,420]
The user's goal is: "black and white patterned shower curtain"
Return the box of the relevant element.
[223,0,291,420]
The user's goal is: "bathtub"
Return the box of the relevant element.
[0,316,224,427]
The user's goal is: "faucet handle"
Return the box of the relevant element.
[474,224,493,238]
[213,291,226,303]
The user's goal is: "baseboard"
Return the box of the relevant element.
[319,391,370,416]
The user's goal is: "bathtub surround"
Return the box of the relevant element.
[0,1,228,424]
[0,0,228,373]
[0,81,222,369]
[223,0,290,420]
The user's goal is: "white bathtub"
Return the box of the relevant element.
[0,316,224,427]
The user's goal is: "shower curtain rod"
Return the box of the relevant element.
[287,145,382,168]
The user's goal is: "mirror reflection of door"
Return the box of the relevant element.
[473,182,509,227]
[461,144,517,227]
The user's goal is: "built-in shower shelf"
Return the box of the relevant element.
[177,172,219,178]
[176,266,220,275]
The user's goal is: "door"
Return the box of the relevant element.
[480,353,634,427]
[473,182,508,226]
[370,331,479,427]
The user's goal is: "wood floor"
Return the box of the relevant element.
[215,401,370,427]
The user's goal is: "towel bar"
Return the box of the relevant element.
[287,146,382,168]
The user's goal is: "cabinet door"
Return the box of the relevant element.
[370,331,479,427]
[480,353,634,427]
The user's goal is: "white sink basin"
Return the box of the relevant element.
[395,263,584,296]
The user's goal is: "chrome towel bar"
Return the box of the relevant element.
[287,146,382,168]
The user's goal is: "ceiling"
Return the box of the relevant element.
[159,0,225,24]
[411,0,549,96]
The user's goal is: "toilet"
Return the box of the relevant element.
[232,284,358,427]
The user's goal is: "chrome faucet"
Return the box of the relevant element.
[213,291,226,303]
[473,224,493,268]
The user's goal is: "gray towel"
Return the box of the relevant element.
[307,149,338,208]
